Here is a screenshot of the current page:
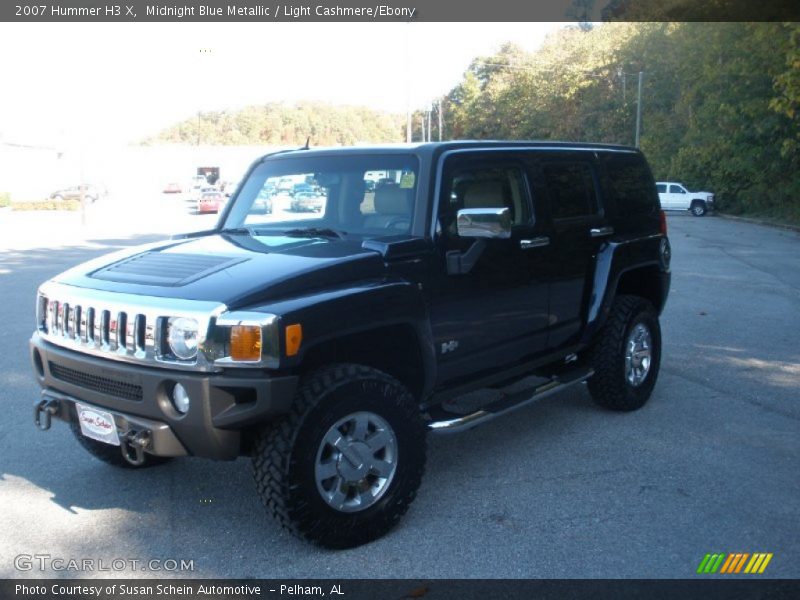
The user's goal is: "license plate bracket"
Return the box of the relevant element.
[76,403,120,446]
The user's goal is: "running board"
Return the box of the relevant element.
[427,366,593,435]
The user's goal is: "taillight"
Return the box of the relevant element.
[659,210,668,236]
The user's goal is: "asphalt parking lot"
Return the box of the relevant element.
[0,210,798,579]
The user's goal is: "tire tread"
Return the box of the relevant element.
[252,363,426,548]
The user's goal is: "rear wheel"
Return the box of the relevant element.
[252,364,427,548]
[587,295,661,411]
[691,201,707,216]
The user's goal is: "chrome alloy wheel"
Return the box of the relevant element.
[314,411,398,513]
[625,323,652,387]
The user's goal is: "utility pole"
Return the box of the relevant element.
[405,23,412,143]
[79,143,86,227]
[635,71,644,148]
[420,112,426,142]
[438,99,443,141]
[426,105,431,143]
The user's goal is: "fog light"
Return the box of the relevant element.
[172,383,190,414]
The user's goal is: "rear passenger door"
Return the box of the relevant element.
[532,154,608,350]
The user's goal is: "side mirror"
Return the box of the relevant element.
[456,207,512,239]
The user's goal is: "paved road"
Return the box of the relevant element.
[0,213,798,578]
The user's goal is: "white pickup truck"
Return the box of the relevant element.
[656,182,715,216]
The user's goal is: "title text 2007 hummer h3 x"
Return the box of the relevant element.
[31,141,671,548]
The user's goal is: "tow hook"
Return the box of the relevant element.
[121,429,151,466]
[34,398,60,431]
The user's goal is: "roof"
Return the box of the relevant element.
[259,140,640,162]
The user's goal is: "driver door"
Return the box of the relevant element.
[427,153,551,387]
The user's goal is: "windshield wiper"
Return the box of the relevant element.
[219,226,256,235]
[282,227,345,239]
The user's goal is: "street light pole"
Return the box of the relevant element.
[635,71,644,148]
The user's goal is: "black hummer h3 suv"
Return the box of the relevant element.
[31,141,671,548]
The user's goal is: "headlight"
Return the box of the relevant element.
[167,317,199,360]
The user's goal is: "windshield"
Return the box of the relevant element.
[223,154,420,238]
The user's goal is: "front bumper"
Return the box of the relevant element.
[30,333,298,460]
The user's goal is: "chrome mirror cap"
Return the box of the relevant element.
[456,207,512,239]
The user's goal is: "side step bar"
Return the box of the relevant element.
[427,366,593,435]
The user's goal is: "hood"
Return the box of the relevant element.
[53,232,386,309]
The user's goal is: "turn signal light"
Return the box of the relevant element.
[230,325,262,361]
[285,324,303,357]
[659,210,668,236]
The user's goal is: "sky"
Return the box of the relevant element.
[0,22,564,148]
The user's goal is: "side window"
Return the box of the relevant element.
[655,184,667,194]
[542,162,598,219]
[669,184,685,194]
[601,154,657,216]
[441,162,531,233]
[360,169,416,231]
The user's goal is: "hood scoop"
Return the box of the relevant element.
[90,252,246,287]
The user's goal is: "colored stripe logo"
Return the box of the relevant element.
[697,553,773,574]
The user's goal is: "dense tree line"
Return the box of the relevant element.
[442,22,799,222]
[147,102,405,147]
[148,23,798,221]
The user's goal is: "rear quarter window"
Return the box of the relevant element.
[601,154,658,216]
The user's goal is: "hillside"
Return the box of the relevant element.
[147,102,406,147]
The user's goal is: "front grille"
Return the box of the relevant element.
[44,299,152,355]
[49,362,143,401]
[36,281,226,372]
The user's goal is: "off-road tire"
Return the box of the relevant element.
[587,295,661,411]
[70,421,172,469]
[252,363,427,549]
[691,201,707,216]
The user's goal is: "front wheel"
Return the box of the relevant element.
[252,364,427,548]
[587,295,662,411]
[691,201,707,216]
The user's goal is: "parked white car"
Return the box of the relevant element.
[656,182,715,216]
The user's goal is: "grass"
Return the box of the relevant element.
[719,203,800,230]
[11,199,81,211]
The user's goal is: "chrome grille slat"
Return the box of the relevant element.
[36,281,227,373]
[84,307,93,343]
[134,314,146,354]
[116,311,127,353]
[61,303,70,337]
[100,310,110,349]
[74,305,83,341]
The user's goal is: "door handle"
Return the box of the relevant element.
[589,226,614,238]
[520,236,550,249]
